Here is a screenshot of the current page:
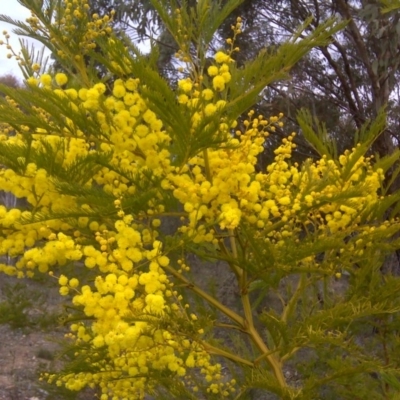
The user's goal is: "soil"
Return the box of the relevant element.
[0,274,97,400]
[0,325,61,400]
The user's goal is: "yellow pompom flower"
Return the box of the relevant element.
[214,51,230,64]
[26,77,38,86]
[40,74,52,86]
[178,79,193,93]
[125,78,139,91]
[78,88,88,100]
[58,274,68,286]
[201,89,214,100]
[204,103,217,116]
[59,286,69,296]
[158,256,169,267]
[178,94,189,104]
[69,278,79,288]
[113,84,126,98]
[212,75,225,92]
[278,196,291,205]
[207,66,219,76]
[221,72,231,83]
[55,73,68,86]
[62,90,77,101]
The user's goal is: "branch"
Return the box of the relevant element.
[318,46,364,128]
[334,0,380,103]
[330,38,365,115]
[163,264,245,327]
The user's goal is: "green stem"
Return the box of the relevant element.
[155,212,187,217]
[279,273,306,363]
[281,273,306,324]
[215,322,247,333]
[242,290,254,329]
[203,149,212,181]
[249,325,287,388]
[218,240,242,280]
[242,282,286,387]
[226,229,287,389]
[163,264,245,327]
[203,342,254,367]
[281,346,300,363]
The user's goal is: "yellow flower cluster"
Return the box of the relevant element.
[43,223,227,398]
[165,106,386,247]
[54,0,113,57]
[0,75,172,264]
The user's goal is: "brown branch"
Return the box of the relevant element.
[318,46,364,128]
[330,38,364,114]
[334,0,380,106]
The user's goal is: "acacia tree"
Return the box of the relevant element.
[2,0,400,399]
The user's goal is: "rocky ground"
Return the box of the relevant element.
[0,324,63,400]
[0,274,97,400]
